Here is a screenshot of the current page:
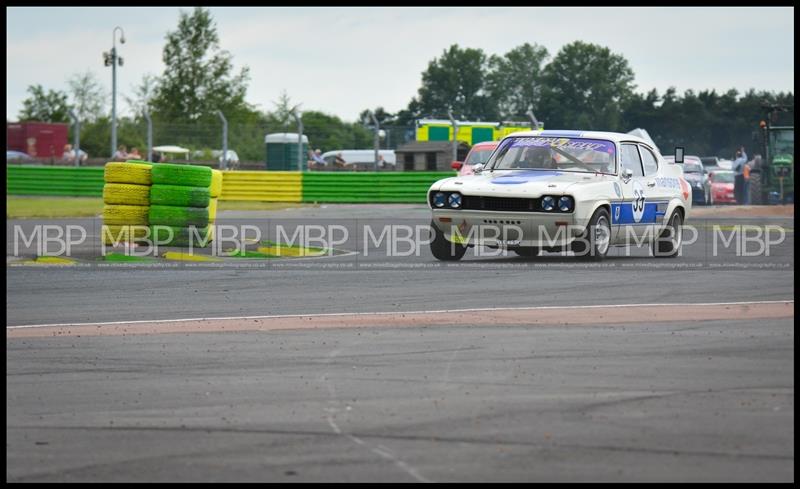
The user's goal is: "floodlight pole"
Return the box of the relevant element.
[294,109,303,172]
[217,110,228,170]
[448,109,458,163]
[144,108,152,163]
[371,111,380,171]
[68,109,80,167]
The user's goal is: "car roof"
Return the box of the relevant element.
[470,141,499,149]
[502,129,651,146]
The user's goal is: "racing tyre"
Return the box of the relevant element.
[210,169,223,198]
[513,247,540,258]
[103,204,150,225]
[571,208,611,261]
[749,171,764,205]
[151,163,212,187]
[429,220,467,261]
[150,184,211,208]
[103,183,150,205]
[653,210,683,258]
[149,205,209,227]
[151,225,211,247]
[101,224,150,245]
[104,162,152,185]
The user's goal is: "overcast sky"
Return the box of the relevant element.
[6,6,795,122]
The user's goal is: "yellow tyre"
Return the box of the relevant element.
[103,204,150,225]
[104,162,153,185]
[208,198,218,223]
[103,183,151,205]
[210,169,223,197]
[101,224,150,245]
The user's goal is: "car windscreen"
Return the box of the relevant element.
[683,162,704,173]
[465,149,496,165]
[711,172,734,183]
[486,136,617,174]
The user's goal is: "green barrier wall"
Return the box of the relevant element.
[7,165,105,196]
[302,172,453,203]
[7,165,455,203]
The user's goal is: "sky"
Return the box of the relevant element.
[6,6,795,123]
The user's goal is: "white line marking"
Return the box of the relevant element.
[7,300,793,330]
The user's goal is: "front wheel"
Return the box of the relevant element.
[653,211,683,258]
[571,208,611,261]
[429,220,467,261]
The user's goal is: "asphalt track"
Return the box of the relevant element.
[6,204,795,481]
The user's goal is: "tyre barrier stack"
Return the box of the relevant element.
[102,162,153,245]
[149,163,213,247]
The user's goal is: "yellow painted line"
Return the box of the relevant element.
[257,245,325,257]
[19,256,77,266]
[162,251,221,262]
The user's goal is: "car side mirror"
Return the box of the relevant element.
[473,163,484,174]
[674,147,684,164]
[621,168,633,182]
[451,161,463,171]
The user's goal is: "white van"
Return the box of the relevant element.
[320,149,396,167]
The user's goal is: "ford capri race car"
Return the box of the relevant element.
[427,130,691,261]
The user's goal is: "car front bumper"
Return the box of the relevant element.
[430,209,585,248]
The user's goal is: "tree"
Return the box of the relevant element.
[301,111,372,152]
[67,70,107,122]
[124,73,160,121]
[268,90,300,131]
[357,107,394,126]
[486,43,549,120]
[150,7,256,123]
[539,41,635,131]
[18,85,71,122]
[414,44,497,120]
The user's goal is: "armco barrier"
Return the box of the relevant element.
[219,171,302,202]
[7,165,105,196]
[302,172,453,203]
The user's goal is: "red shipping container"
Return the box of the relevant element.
[6,122,69,159]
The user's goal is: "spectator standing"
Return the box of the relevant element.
[732,146,748,204]
[742,160,751,205]
[128,147,142,160]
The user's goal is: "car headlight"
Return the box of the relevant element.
[448,192,462,209]
[433,192,446,208]
[558,196,573,212]
[541,195,555,211]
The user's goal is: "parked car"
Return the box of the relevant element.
[7,150,32,162]
[708,170,736,204]
[427,130,691,261]
[451,141,499,176]
[666,155,710,205]
[681,157,711,205]
[320,149,396,168]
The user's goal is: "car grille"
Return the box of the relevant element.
[461,196,538,212]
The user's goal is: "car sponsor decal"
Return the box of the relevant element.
[613,182,622,198]
[631,180,646,223]
[491,170,563,184]
[611,201,668,225]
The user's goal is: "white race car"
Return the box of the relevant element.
[427,130,692,260]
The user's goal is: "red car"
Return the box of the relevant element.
[450,141,499,176]
[709,170,736,204]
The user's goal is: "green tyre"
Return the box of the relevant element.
[150,184,210,208]
[151,163,212,187]
[149,205,209,227]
